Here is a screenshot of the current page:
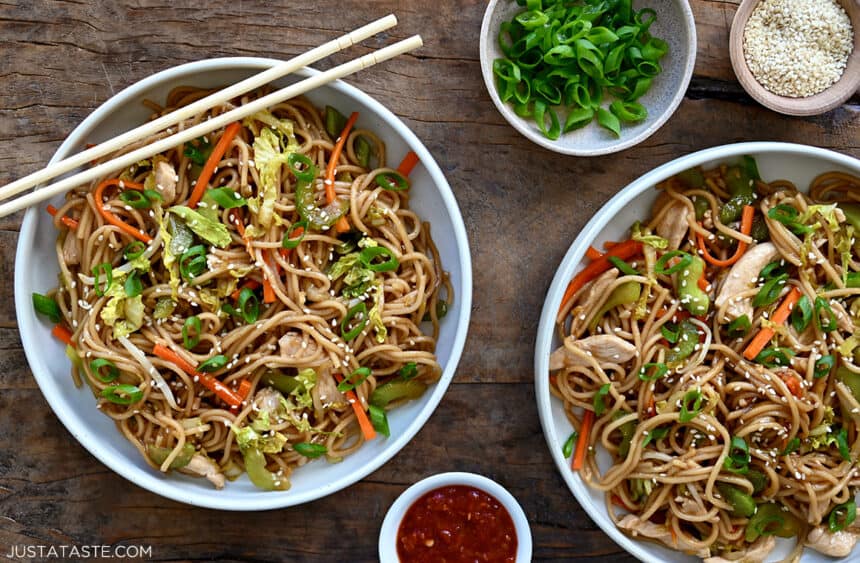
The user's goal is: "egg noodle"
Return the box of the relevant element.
[551,159,860,560]
[38,86,451,490]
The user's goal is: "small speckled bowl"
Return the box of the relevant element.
[379,472,532,562]
[479,0,697,156]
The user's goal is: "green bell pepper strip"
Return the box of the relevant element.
[147,443,195,469]
[243,447,289,490]
[675,255,709,316]
[840,203,860,231]
[717,483,756,517]
[588,281,640,331]
[666,320,699,368]
[292,154,348,230]
[262,370,300,394]
[294,443,327,458]
[836,367,860,403]
[746,502,801,542]
[720,165,757,224]
[370,379,427,408]
[829,500,857,532]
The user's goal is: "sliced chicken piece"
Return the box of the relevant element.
[254,387,284,414]
[617,514,710,558]
[550,334,637,371]
[62,231,80,266]
[703,536,775,563]
[655,200,692,250]
[313,369,347,411]
[154,159,178,204]
[279,332,317,359]
[805,525,859,557]
[181,454,225,489]
[715,242,781,322]
[568,269,619,333]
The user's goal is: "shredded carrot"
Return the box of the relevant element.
[47,204,79,230]
[152,343,242,408]
[236,379,253,402]
[52,324,73,345]
[262,251,277,304]
[602,240,619,250]
[779,371,803,397]
[187,121,242,208]
[572,409,595,470]
[697,205,754,267]
[585,246,603,261]
[324,112,359,233]
[670,525,678,546]
[230,280,261,301]
[560,240,643,312]
[94,178,151,243]
[743,286,803,361]
[334,373,376,441]
[611,494,634,511]
[397,150,420,176]
[697,272,709,292]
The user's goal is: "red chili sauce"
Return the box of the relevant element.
[396,485,518,563]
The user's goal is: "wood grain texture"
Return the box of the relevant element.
[0,0,858,561]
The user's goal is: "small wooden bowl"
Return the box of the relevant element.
[729,0,860,116]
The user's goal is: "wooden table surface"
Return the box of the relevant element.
[0,1,857,561]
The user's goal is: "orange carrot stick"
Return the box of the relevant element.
[697,205,754,268]
[152,343,243,408]
[324,112,358,233]
[230,280,261,301]
[560,240,643,312]
[334,373,376,441]
[743,286,802,360]
[187,122,242,208]
[572,409,595,470]
[47,205,79,229]
[262,251,277,304]
[94,179,151,243]
[396,150,420,176]
[52,324,73,345]
[585,246,603,261]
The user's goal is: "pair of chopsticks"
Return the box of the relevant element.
[0,15,419,219]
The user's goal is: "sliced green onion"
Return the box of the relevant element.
[781,436,801,455]
[179,245,207,281]
[237,288,259,324]
[754,347,795,368]
[724,436,750,474]
[814,297,837,333]
[422,299,449,322]
[337,367,371,392]
[287,152,316,183]
[593,383,611,416]
[752,274,788,308]
[90,358,119,383]
[399,362,418,381]
[768,204,812,235]
[562,431,577,458]
[359,246,399,272]
[124,240,146,260]
[596,106,620,137]
[643,426,670,448]
[124,270,143,298]
[294,442,327,459]
[829,500,856,532]
[198,355,227,373]
[375,171,410,191]
[119,189,153,209]
[727,315,751,339]
[638,362,668,382]
[608,255,639,276]
[661,323,680,343]
[369,405,390,438]
[324,105,347,139]
[206,187,247,209]
[182,316,201,349]
[101,384,143,405]
[679,389,703,423]
[815,355,835,379]
[341,302,368,341]
[281,220,308,250]
[758,261,786,281]
[32,292,61,323]
[835,427,850,461]
[655,250,693,275]
[790,295,812,333]
[609,100,647,122]
[92,263,113,297]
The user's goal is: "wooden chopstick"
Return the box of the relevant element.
[0,34,422,219]
[0,14,397,205]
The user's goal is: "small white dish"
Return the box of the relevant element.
[479,0,697,156]
[534,142,860,562]
[379,472,532,562]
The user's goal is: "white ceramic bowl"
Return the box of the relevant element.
[534,142,860,562]
[479,0,697,156]
[14,57,473,511]
[378,472,532,562]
